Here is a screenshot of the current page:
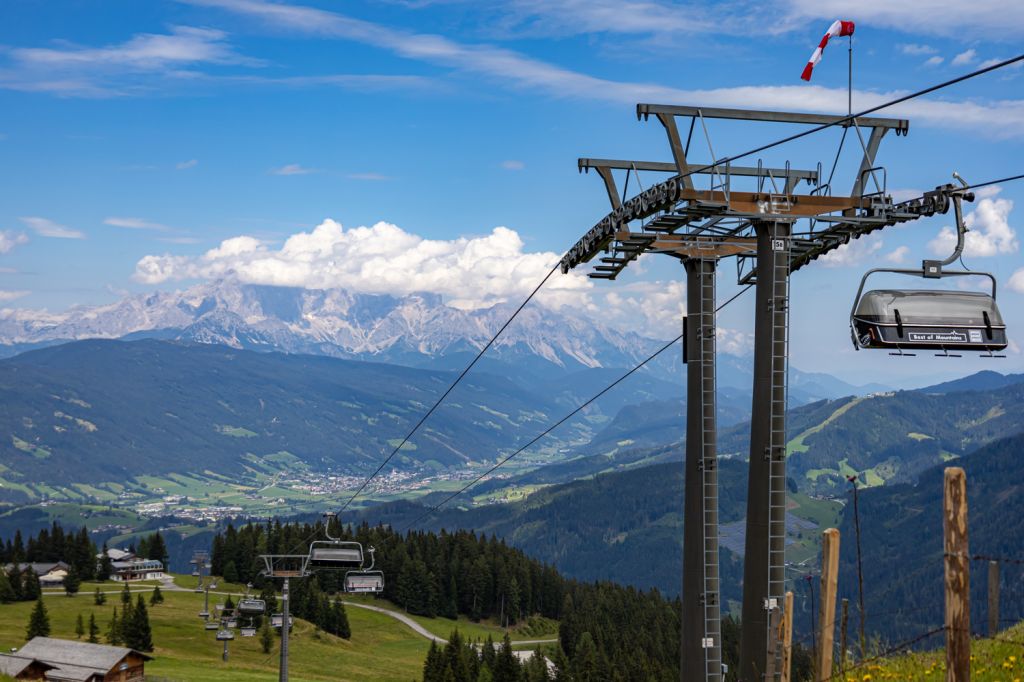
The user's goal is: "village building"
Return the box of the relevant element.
[0,654,55,680]
[8,637,152,681]
[108,559,164,582]
[95,549,164,582]
[3,562,70,588]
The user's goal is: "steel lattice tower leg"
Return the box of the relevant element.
[739,221,792,682]
[682,258,722,682]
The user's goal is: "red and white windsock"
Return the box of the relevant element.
[800,20,855,81]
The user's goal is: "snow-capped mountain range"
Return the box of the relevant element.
[0,280,659,372]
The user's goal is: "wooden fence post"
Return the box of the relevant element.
[988,560,999,637]
[944,467,970,682]
[817,528,840,682]
[781,591,794,682]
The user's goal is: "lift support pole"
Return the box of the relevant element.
[682,258,722,682]
[740,221,792,682]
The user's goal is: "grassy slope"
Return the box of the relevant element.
[0,589,428,681]
[862,622,1024,682]
[24,575,555,681]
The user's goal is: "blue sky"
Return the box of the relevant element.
[0,0,1022,382]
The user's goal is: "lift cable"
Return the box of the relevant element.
[965,172,1024,191]
[335,261,562,516]
[400,334,682,532]
[400,284,754,532]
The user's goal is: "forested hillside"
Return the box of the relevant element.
[0,339,578,491]
[834,432,1024,642]
[357,459,768,603]
[212,519,686,681]
[718,379,1024,493]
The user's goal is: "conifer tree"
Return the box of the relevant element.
[107,606,123,646]
[480,635,496,670]
[126,594,154,652]
[571,632,599,682]
[422,641,444,682]
[97,544,112,581]
[21,568,40,601]
[549,647,571,682]
[333,596,351,639]
[120,582,131,605]
[443,575,458,620]
[142,532,169,566]
[492,634,521,682]
[94,587,106,605]
[64,565,81,597]
[0,570,16,603]
[222,560,239,584]
[75,613,84,639]
[259,584,278,614]
[150,585,163,605]
[259,618,274,654]
[25,597,50,640]
[87,613,99,643]
[6,566,22,601]
[524,648,550,682]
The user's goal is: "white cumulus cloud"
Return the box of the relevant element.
[1008,268,1024,294]
[952,49,977,66]
[717,327,754,355]
[885,246,910,264]
[134,219,593,310]
[603,279,686,336]
[928,194,1018,258]
[818,235,884,268]
[0,231,29,254]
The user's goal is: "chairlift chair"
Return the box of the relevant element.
[198,610,210,618]
[344,570,385,594]
[270,614,293,628]
[850,174,1007,357]
[240,627,257,637]
[307,516,365,568]
[225,618,238,629]
[237,599,266,616]
[342,545,383,593]
[215,630,234,641]
[204,622,219,631]
[307,540,364,568]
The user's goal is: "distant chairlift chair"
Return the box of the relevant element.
[344,547,384,594]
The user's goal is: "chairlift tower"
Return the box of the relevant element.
[563,104,960,682]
